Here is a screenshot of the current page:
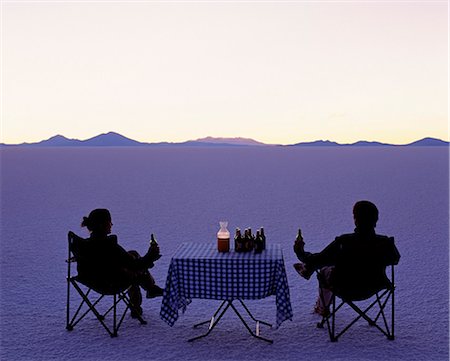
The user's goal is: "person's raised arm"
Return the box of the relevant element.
[111,235,160,270]
[295,234,341,271]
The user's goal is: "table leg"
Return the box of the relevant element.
[229,302,273,344]
[236,299,272,328]
[193,300,228,329]
[188,300,273,344]
[188,301,231,342]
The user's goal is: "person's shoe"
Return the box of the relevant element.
[146,285,164,299]
[294,263,313,280]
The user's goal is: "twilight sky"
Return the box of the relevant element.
[2,0,448,145]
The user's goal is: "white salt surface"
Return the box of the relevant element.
[0,147,448,360]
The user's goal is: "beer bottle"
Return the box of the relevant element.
[254,230,262,253]
[296,228,303,243]
[248,227,254,251]
[234,228,242,252]
[150,233,158,246]
[243,228,250,252]
[150,233,161,260]
[260,227,266,250]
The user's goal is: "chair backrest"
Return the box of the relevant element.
[68,231,85,260]
[333,235,398,301]
[67,231,128,294]
[67,231,94,284]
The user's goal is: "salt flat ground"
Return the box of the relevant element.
[1,147,448,361]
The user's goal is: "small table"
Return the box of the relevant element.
[160,243,293,343]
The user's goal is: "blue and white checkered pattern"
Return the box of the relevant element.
[160,243,293,328]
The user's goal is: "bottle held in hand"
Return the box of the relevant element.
[296,228,303,243]
[295,228,304,253]
[150,233,158,246]
[150,233,161,261]
[293,228,313,280]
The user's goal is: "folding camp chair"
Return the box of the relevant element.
[316,264,396,342]
[66,231,147,337]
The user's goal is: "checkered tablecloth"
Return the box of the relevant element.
[160,243,293,328]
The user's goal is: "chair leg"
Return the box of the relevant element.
[316,265,396,342]
[390,265,395,340]
[67,280,147,337]
[112,294,117,337]
[70,281,115,337]
[368,289,395,340]
[331,295,337,342]
[391,285,395,340]
[387,287,395,340]
[68,287,109,330]
[342,294,392,339]
[66,277,72,331]
[375,293,390,332]
[321,288,394,342]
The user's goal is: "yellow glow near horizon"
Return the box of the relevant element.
[1,1,448,145]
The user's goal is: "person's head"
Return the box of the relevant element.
[81,208,112,235]
[353,200,378,229]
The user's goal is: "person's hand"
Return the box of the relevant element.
[148,243,161,261]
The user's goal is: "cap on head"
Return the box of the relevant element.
[353,200,378,228]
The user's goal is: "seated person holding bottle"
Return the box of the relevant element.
[293,200,400,316]
[76,208,164,318]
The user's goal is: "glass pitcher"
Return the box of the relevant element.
[217,221,230,252]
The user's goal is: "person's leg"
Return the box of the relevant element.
[127,250,163,299]
[137,269,156,290]
[314,266,334,316]
[125,250,144,317]
[127,284,143,317]
[141,270,164,298]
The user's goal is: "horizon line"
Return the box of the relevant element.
[1,131,449,147]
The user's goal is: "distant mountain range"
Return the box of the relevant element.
[1,132,448,147]
[288,138,449,147]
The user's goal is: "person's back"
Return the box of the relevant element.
[75,234,127,290]
[332,231,398,300]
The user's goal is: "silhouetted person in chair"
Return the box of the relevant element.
[293,200,400,316]
[77,208,164,318]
